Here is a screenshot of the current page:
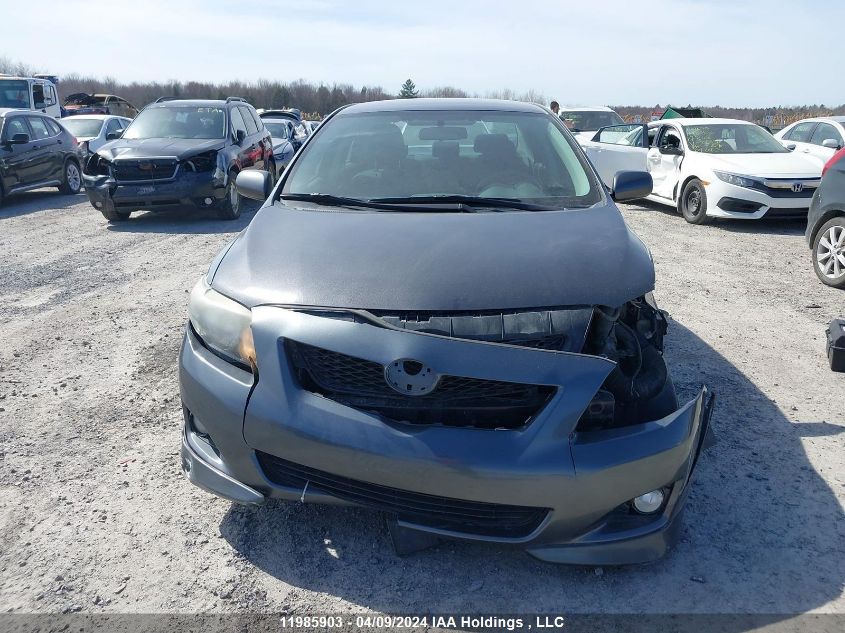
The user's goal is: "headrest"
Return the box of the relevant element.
[352,123,407,164]
[473,133,516,156]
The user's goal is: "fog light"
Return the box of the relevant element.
[204,197,213,205]
[632,489,665,514]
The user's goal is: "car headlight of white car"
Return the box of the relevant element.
[713,170,760,189]
[188,278,256,370]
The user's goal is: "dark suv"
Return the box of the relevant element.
[0,108,85,206]
[82,98,273,221]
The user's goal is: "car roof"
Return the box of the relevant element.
[0,107,29,117]
[146,99,230,109]
[560,106,616,112]
[341,98,547,114]
[61,114,124,121]
[789,116,845,124]
[653,117,764,127]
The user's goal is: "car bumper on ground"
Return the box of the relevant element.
[179,307,714,565]
[705,180,812,220]
[83,171,226,213]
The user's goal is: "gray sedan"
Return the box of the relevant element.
[178,98,714,565]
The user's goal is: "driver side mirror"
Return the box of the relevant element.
[784,142,797,151]
[822,139,842,150]
[9,132,30,145]
[235,129,246,144]
[612,171,653,202]
[106,130,124,140]
[659,145,683,156]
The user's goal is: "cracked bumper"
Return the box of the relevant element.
[83,171,226,212]
[178,308,714,565]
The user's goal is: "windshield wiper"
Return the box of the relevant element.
[369,195,547,211]
[279,193,398,209]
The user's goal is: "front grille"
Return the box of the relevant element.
[286,340,555,429]
[754,180,816,198]
[256,452,549,538]
[112,158,178,182]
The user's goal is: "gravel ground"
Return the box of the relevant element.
[0,191,843,618]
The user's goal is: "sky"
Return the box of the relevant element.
[2,0,842,107]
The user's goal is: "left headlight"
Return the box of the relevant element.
[188,277,256,370]
[713,170,759,189]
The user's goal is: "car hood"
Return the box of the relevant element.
[211,201,655,311]
[706,152,821,178]
[96,138,226,161]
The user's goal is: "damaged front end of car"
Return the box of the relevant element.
[179,290,714,565]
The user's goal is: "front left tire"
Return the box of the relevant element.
[813,217,845,289]
[215,169,241,220]
[680,178,710,225]
[58,159,82,195]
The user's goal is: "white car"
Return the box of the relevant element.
[581,118,822,224]
[60,114,132,155]
[775,117,845,168]
[558,106,624,142]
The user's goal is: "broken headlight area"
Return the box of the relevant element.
[181,151,218,173]
[577,297,675,432]
[84,153,112,177]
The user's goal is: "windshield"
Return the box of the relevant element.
[61,118,104,138]
[282,110,600,210]
[264,121,289,139]
[685,124,788,154]
[122,106,226,140]
[560,110,624,131]
[0,80,30,108]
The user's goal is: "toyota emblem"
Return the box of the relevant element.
[385,359,439,396]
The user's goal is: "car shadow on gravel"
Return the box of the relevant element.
[0,190,85,219]
[626,200,806,237]
[219,321,844,616]
[104,200,262,235]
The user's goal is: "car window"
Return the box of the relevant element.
[230,107,248,138]
[238,106,258,135]
[32,84,45,107]
[27,116,51,140]
[62,118,105,138]
[264,121,289,139]
[810,123,843,146]
[1,116,29,141]
[0,79,31,108]
[685,124,788,154]
[282,110,600,209]
[594,124,645,146]
[658,127,682,150]
[559,110,624,132]
[123,106,226,140]
[45,118,62,136]
[245,107,264,133]
[105,118,124,135]
[786,122,818,143]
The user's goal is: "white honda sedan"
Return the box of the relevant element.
[581,118,822,224]
[775,117,845,168]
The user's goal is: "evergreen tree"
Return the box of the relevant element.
[399,78,418,99]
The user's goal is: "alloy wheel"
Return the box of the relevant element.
[817,225,845,279]
[66,163,81,192]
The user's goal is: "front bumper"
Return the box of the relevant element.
[705,180,812,220]
[83,170,226,213]
[179,308,714,565]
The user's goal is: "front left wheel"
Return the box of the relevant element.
[58,160,82,194]
[680,178,710,225]
[813,217,845,289]
[215,170,241,220]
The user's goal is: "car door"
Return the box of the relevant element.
[581,123,649,187]
[238,106,264,170]
[0,115,37,189]
[24,115,59,183]
[244,106,272,170]
[647,125,684,200]
[805,122,844,167]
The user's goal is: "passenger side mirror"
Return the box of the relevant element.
[822,139,842,150]
[106,130,124,140]
[659,145,683,156]
[235,170,271,201]
[9,132,30,145]
[611,170,653,202]
[784,142,796,151]
[235,129,246,143]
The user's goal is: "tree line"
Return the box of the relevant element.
[2,57,842,124]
